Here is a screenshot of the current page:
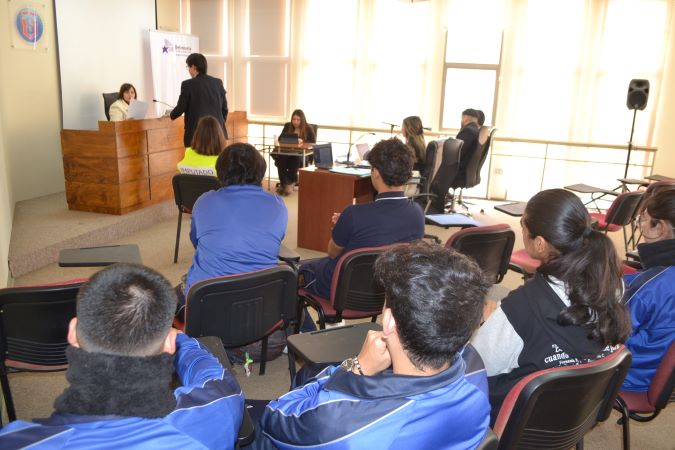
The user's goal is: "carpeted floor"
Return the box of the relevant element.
[3,187,673,449]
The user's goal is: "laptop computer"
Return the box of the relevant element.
[354,143,371,168]
[278,133,299,144]
[313,143,333,169]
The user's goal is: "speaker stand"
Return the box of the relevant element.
[623,108,638,182]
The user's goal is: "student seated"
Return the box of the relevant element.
[178,143,288,308]
[0,264,244,449]
[472,188,631,424]
[622,188,675,392]
[454,108,481,185]
[255,242,491,449]
[401,115,427,174]
[298,138,425,313]
[177,115,226,176]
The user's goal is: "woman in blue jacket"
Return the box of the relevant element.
[622,188,675,392]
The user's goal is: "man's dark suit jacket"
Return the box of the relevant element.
[170,72,228,147]
[455,122,480,184]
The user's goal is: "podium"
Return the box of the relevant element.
[61,112,248,215]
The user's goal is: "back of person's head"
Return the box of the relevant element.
[366,138,413,187]
[402,116,426,163]
[523,188,631,346]
[216,142,266,186]
[118,83,137,100]
[644,181,675,199]
[645,188,675,231]
[374,242,490,370]
[461,108,479,123]
[191,116,225,156]
[75,264,177,356]
[186,53,207,74]
[476,110,486,126]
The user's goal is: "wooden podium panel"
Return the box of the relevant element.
[61,111,248,215]
[297,168,375,252]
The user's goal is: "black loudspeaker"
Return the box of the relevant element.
[627,79,649,110]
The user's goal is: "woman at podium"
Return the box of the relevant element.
[273,109,316,196]
[177,116,225,177]
[109,83,137,121]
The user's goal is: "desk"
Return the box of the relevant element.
[564,183,618,212]
[58,244,142,267]
[646,174,674,182]
[266,142,314,190]
[494,202,527,217]
[297,167,375,252]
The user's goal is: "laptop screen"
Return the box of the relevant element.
[356,143,370,160]
[313,143,333,167]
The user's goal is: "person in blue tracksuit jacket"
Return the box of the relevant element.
[0,264,244,449]
[623,188,675,392]
[255,242,492,450]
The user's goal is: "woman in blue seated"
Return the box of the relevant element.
[472,188,631,423]
[622,188,675,392]
[273,109,316,196]
[177,115,225,177]
[176,143,288,310]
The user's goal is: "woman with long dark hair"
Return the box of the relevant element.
[401,116,426,174]
[177,115,226,176]
[622,188,675,392]
[274,109,316,196]
[109,83,137,121]
[472,188,631,422]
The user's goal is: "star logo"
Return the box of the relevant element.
[162,45,169,53]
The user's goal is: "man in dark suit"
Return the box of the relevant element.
[170,53,228,147]
[455,108,480,184]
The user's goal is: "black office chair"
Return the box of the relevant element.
[0,280,85,424]
[450,126,496,212]
[184,265,298,376]
[493,346,632,450]
[297,246,391,331]
[172,174,221,263]
[411,138,463,214]
[445,224,515,284]
[102,92,118,121]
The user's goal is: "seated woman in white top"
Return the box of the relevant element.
[471,188,631,424]
[176,115,225,177]
[108,83,137,121]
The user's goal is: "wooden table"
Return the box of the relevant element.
[297,167,375,252]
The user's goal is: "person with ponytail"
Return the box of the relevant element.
[622,188,675,392]
[472,188,631,423]
[401,116,427,174]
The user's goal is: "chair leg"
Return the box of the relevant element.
[576,438,584,450]
[284,329,296,388]
[616,397,631,450]
[371,316,377,323]
[0,369,17,422]
[259,335,268,376]
[174,210,183,264]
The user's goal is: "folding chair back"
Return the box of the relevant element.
[445,224,515,284]
[494,347,631,450]
[332,247,387,314]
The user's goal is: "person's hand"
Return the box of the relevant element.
[356,330,391,375]
[331,213,341,225]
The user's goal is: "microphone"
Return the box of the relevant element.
[153,99,175,108]
[382,121,399,128]
[342,132,376,165]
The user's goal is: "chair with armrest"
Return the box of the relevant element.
[0,279,86,425]
[614,341,675,450]
[508,249,541,279]
[411,138,463,214]
[493,346,632,450]
[445,224,515,284]
[172,174,222,263]
[296,246,390,332]
[183,265,297,377]
[589,190,643,253]
[449,127,496,213]
[102,92,118,121]
[300,124,319,169]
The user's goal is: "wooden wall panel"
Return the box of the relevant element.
[148,149,183,177]
[150,172,175,203]
[61,130,117,158]
[117,156,149,183]
[63,157,120,184]
[115,132,147,158]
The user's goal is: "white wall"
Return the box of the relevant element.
[653,7,675,176]
[55,0,156,130]
[0,2,63,204]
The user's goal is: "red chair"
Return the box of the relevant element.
[508,249,541,278]
[297,246,390,331]
[0,279,86,424]
[445,224,515,284]
[493,347,632,450]
[614,341,675,450]
[589,191,643,253]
